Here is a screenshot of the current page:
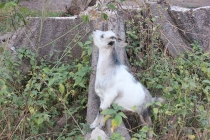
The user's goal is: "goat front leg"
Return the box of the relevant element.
[90,112,104,129]
[90,92,118,129]
[97,92,118,128]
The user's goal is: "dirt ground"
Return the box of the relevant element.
[19,0,210,13]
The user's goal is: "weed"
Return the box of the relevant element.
[125,10,210,139]
[0,36,92,139]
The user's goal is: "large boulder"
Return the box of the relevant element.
[9,17,93,62]
[150,3,210,56]
[170,6,210,52]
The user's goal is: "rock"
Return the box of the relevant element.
[8,17,94,73]
[0,32,13,44]
[9,17,93,61]
[170,6,210,52]
[150,3,210,56]
[89,128,108,140]
[150,3,188,56]
[166,0,210,8]
[19,0,72,12]
[62,0,95,16]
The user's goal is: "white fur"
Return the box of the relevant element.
[90,30,158,130]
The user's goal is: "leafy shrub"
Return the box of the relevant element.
[0,37,92,139]
[125,9,210,139]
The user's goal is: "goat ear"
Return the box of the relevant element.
[118,42,127,47]
[108,41,115,46]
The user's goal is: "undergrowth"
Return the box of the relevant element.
[125,7,210,139]
[0,0,62,34]
[0,34,92,140]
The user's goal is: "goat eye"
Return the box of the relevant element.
[101,34,104,38]
[110,36,116,40]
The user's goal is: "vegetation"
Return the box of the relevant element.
[0,0,210,140]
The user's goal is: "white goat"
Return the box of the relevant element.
[90,30,163,138]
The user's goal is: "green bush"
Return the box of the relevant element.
[0,37,92,139]
[125,9,210,138]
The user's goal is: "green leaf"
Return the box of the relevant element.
[103,115,111,123]
[199,105,204,111]
[112,103,123,110]
[84,41,91,45]
[111,119,117,132]
[59,84,65,94]
[43,67,50,73]
[115,114,122,126]
[131,138,138,140]
[202,80,210,84]
[37,117,44,125]
[102,13,108,20]
[88,48,92,55]
[0,3,5,9]
[153,108,158,114]
[48,79,55,86]
[118,112,127,118]
[155,102,162,106]
[205,86,210,91]
[81,15,89,23]
[78,42,83,47]
[132,105,137,111]
[20,7,29,13]
[108,3,115,10]
[97,136,102,140]
[151,17,156,21]
[101,109,116,115]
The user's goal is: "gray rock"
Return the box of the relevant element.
[8,17,93,62]
[170,6,210,52]
[89,128,108,140]
[150,3,188,56]
[150,3,210,56]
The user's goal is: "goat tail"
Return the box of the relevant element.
[152,97,165,103]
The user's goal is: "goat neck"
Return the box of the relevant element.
[97,47,120,76]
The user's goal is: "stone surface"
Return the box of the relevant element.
[8,17,93,65]
[18,0,210,16]
[170,6,210,52]
[150,3,188,56]
[89,128,108,140]
[150,4,210,56]
[19,0,72,12]
[19,0,96,15]
[166,0,210,8]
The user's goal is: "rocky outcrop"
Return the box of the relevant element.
[170,6,210,52]
[150,4,210,56]
[9,17,93,63]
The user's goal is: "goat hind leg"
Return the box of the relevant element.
[139,111,153,139]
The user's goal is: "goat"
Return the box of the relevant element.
[90,30,164,138]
